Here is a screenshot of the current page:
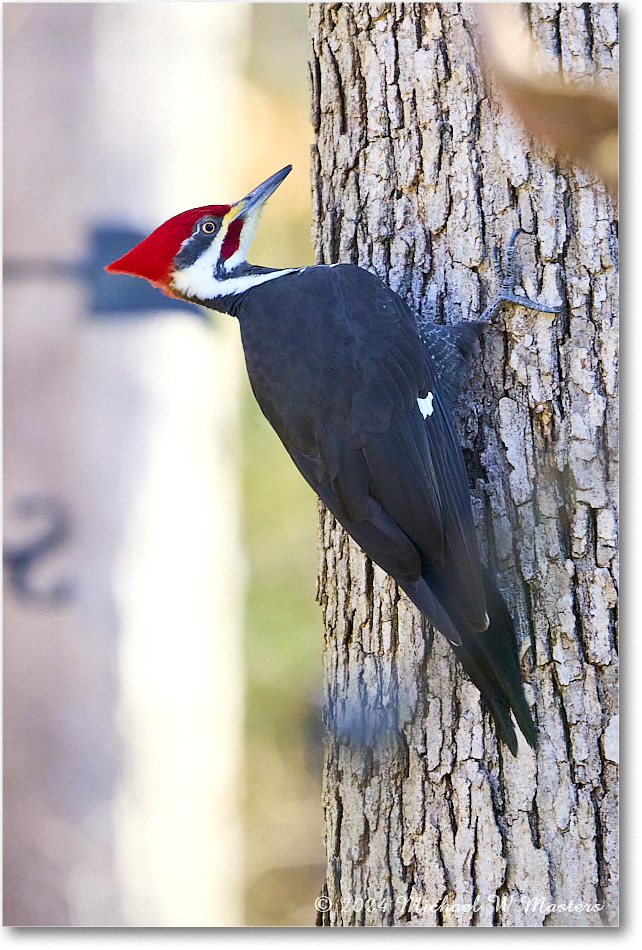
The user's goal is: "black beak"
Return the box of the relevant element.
[227,165,292,223]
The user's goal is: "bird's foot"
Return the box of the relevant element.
[480,228,561,322]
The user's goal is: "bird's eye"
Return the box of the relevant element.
[201,221,217,234]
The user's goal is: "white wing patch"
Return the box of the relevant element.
[417,392,434,418]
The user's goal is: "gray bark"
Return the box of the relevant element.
[309,2,618,927]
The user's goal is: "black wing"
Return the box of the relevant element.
[238,263,536,750]
[239,264,488,633]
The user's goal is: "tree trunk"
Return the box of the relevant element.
[309,2,617,927]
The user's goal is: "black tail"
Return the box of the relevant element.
[451,572,537,754]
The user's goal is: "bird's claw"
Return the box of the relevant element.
[481,228,561,322]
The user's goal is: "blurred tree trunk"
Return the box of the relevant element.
[309,2,617,927]
[3,3,247,925]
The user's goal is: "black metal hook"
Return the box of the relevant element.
[3,494,73,605]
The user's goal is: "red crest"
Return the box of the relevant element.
[105,205,230,294]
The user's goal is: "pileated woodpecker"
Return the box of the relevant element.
[107,165,557,753]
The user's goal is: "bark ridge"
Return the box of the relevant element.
[310,2,618,927]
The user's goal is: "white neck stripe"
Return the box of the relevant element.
[171,265,301,300]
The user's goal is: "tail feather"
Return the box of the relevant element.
[451,571,537,753]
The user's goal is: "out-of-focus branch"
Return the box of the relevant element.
[476,4,618,192]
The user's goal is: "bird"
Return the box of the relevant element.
[106,165,557,753]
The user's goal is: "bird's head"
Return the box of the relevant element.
[105,165,292,302]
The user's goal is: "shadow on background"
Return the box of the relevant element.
[3,2,322,927]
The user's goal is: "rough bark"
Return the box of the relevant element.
[309,2,617,927]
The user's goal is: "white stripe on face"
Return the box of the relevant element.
[171,263,300,300]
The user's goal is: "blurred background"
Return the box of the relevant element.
[3,1,323,927]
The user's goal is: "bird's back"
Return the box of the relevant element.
[236,263,488,632]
